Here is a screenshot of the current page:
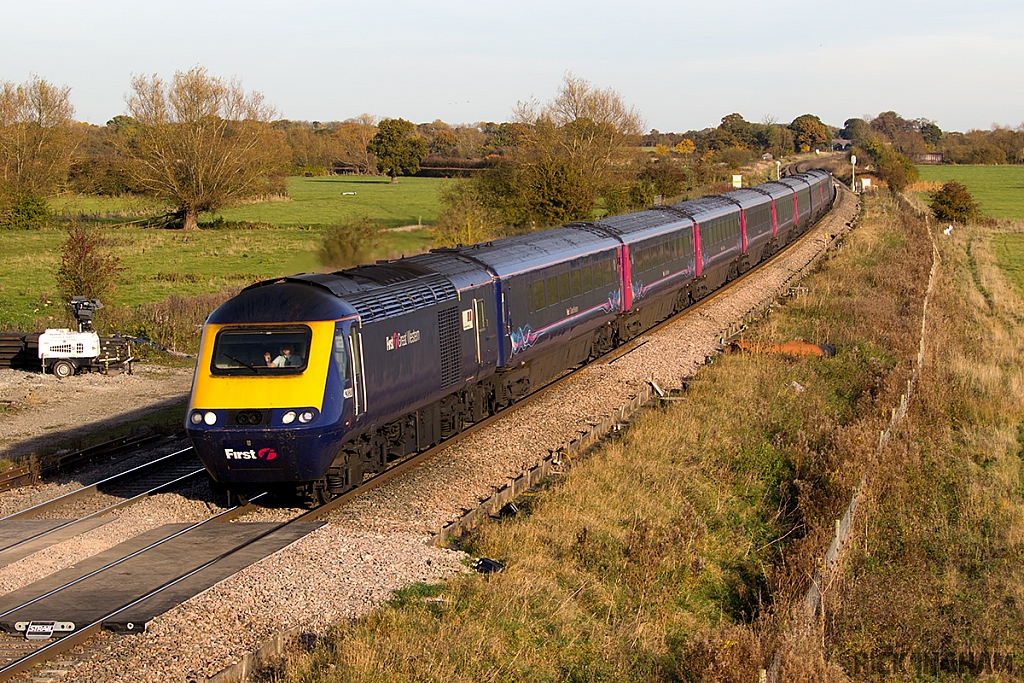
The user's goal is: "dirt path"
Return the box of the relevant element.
[0,365,193,461]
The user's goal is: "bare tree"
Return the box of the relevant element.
[121,67,288,230]
[0,75,78,202]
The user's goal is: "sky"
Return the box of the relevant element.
[1,0,1021,134]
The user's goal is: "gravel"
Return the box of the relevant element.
[0,189,859,682]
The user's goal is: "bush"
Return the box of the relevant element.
[318,217,382,269]
[929,180,981,224]
[54,224,126,306]
[1,194,51,229]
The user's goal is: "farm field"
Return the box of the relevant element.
[915,165,1024,220]
[208,175,446,228]
[0,224,432,331]
[47,175,446,229]
[0,175,442,331]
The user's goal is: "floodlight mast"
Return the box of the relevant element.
[70,297,103,333]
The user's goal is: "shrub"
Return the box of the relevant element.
[929,180,981,224]
[54,224,126,306]
[1,194,51,229]
[318,217,382,269]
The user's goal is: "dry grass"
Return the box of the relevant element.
[822,202,1024,679]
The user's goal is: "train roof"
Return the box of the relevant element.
[448,226,620,277]
[719,187,776,209]
[589,210,692,244]
[672,194,741,222]
[239,265,459,324]
[749,181,796,200]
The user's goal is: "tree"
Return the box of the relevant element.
[120,67,288,230]
[920,121,942,147]
[433,180,502,247]
[366,118,427,181]
[841,118,870,144]
[789,114,829,152]
[929,181,980,224]
[0,76,78,226]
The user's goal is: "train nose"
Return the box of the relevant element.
[189,427,337,484]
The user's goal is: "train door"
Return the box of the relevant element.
[463,285,498,380]
[347,324,367,419]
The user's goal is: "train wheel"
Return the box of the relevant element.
[52,360,75,380]
[309,479,333,507]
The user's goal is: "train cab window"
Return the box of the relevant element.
[332,325,351,380]
[571,270,582,297]
[533,281,546,311]
[546,276,558,307]
[558,273,570,301]
[582,265,593,292]
[211,326,311,375]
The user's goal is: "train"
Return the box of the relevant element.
[185,169,837,504]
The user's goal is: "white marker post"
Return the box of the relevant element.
[850,154,857,192]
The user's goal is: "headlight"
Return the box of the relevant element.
[298,410,316,424]
[281,411,296,425]
[190,412,203,425]
[203,411,217,426]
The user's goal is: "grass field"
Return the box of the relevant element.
[0,224,433,330]
[0,175,442,330]
[915,165,1024,220]
[207,176,445,228]
[46,175,446,229]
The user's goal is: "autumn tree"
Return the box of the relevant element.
[120,67,288,230]
[789,114,829,152]
[0,76,78,227]
[494,74,644,226]
[367,118,427,181]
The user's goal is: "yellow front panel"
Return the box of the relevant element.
[189,320,336,410]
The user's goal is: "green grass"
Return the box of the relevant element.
[991,233,1024,297]
[49,193,171,217]
[1,175,441,330]
[206,175,446,228]
[915,165,1024,220]
[0,224,433,330]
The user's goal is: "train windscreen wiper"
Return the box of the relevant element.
[227,355,259,373]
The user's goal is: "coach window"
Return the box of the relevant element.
[558,273,570,301]
[571,269,582,297]
[546,276,558,307]
[604,260,614,285]
[533,281,546,311]
[593,262,603,288]
[582,265,593,292]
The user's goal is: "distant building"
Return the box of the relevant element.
[832,139,853,151]
[913,152,944,164]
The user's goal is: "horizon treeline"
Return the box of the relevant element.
[3,70,1021,231]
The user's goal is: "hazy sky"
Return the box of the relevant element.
[2,0,1021,133]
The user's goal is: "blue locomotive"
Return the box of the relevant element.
[186,170,836,503]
